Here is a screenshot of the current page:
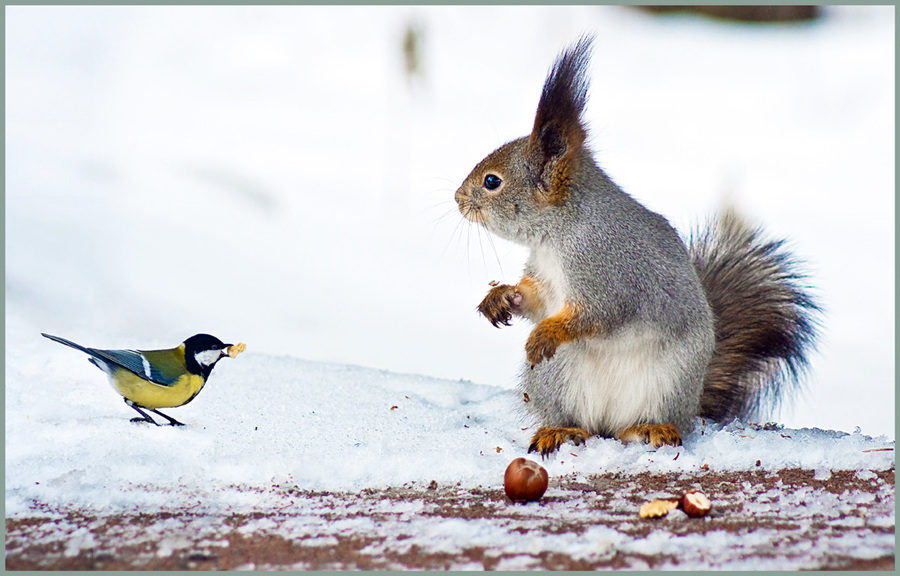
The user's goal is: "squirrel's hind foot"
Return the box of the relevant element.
[617,424,682,448]
[528,426,591,458]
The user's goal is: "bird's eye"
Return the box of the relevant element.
[210,344,219,350]
[483,174,502,191]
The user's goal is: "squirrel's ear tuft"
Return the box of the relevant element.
[526,35,593,205]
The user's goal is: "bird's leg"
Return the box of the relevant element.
[148,408,185,427]
[125,400,160,426]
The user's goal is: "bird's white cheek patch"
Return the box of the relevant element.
[195,350,223,367]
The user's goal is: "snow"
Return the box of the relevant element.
[4,4,895,567]
[6,342,895,515]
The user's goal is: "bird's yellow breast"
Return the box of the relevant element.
[109,369,207,409]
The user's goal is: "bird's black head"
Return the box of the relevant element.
[183,333,233,379]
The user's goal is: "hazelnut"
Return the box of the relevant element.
[504,458,549,502]
[679,490,712,518]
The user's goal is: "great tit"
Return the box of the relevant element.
[41,333,242,426]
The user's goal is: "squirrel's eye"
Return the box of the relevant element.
[483,174,502,191]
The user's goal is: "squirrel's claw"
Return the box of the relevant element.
[525,327,560,366]
[528,426,591,458]
[494,314,514,328]
[477,284,519,328]
[479,307,512,328]
[617,423,682,448]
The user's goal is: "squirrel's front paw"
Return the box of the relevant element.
[525,323,561,366]
[478,284,522,328]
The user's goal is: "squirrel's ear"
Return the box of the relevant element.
[526,35,593,205]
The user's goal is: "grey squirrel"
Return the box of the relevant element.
[454,36,819,456]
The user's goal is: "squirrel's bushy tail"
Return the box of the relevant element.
[689,211,820,422]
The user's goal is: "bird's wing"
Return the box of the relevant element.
[42,334,184,387]
[91,348,181,387]
[136,346,190,385]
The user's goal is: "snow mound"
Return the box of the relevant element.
[6,344,894,516]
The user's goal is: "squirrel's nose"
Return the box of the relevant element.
[454,187,472,205]
[456,186,484,204]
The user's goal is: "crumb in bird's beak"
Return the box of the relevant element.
[226,342,247,358]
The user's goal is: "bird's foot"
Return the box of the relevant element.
[129,415,159,426]
[150,408,184,427]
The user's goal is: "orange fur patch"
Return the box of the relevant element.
[515,275,546,319]
[544,154,575,206]
[525,303,595,366]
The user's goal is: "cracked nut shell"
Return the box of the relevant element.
[679,490,712,517]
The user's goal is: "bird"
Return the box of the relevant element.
[41,333,243,426]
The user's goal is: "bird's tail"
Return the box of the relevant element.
[689,211,820,422]
[42,333,94,355]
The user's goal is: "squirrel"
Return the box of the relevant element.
[454,36,820,456]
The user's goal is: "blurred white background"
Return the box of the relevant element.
[6,6,894,438]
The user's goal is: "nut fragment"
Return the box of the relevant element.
[639,499,678,518]
[679,490,712,518]
[226,342,247,358]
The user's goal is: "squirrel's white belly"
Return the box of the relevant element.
[523,323,696,434]
[563,327,679,432]
[522,246,700,433]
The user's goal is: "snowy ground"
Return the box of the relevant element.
[5,4,895,569]
[4,350,897,569]
[5,467,896,570]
